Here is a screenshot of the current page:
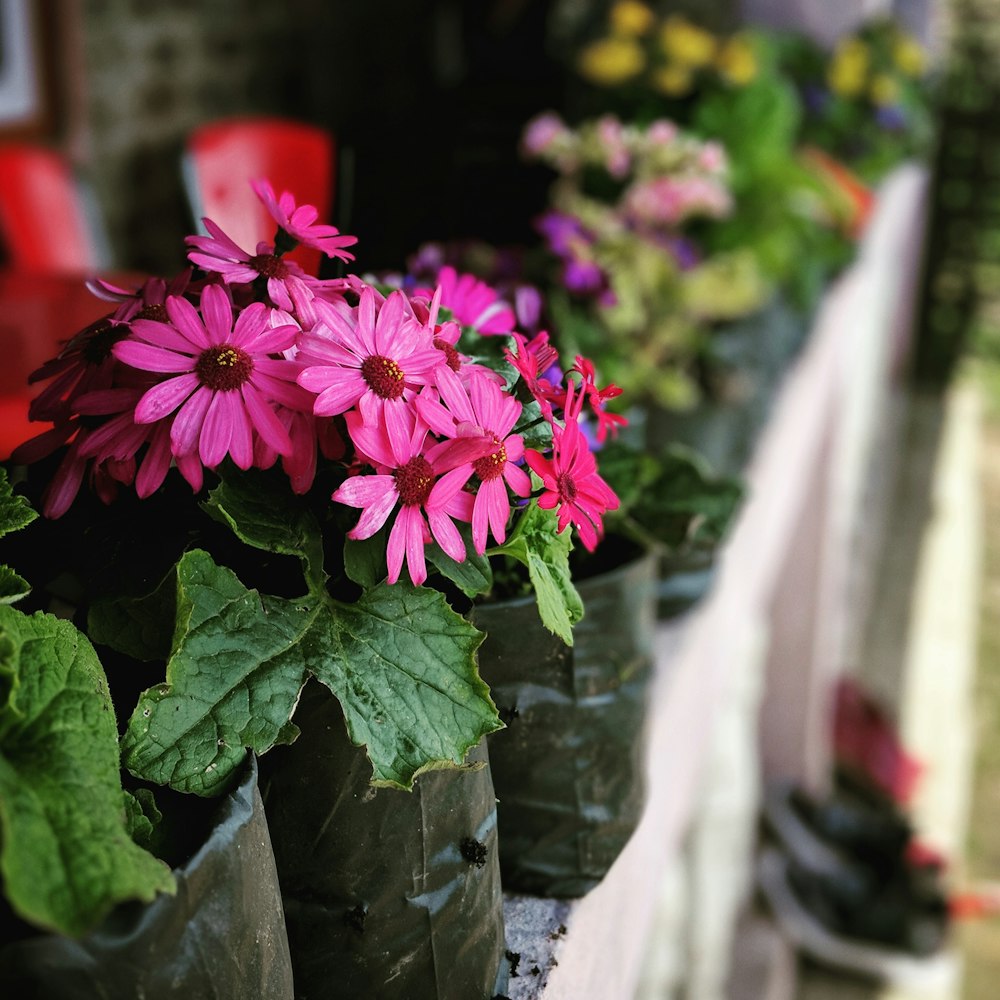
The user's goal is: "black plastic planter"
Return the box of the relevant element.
[259,681,507,1000]
[0,757,294,999]
[471,545,658,897]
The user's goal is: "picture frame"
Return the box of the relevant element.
[0,0,58,139]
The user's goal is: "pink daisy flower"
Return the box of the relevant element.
[503,331,563,419]
[334,410,494,586]
[112,284,305,470]
[250,178,357,261]
[296,286,443,460]
[27,274,191,424]
[524,383,620,552]
[416,367,531,553]
[185,219,317,312]
[416,265,516,335]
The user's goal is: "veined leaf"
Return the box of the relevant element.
[0,607,174,937]
[123,549,501,795]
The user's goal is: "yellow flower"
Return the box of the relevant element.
[869,73,900,106]
[893,35,926,76]
[716,35,758,85]
[658,15,716,68]
[577,36,646,85]
[609,1,655,37]
[650,62,693,97]
[827,38,870,98]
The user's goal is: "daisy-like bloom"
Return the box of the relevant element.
[27,274,191,424]
[524,383,620,552]
[112,284,304,470]
[185,219,318,312]
[74,382,205,500]
[296,285,443,459]
[504,331,563,419]
[333,410,494,586]
[250,178,357,261]
[570,356,628,443]
[416,367,531,553]
[415,265,516,336]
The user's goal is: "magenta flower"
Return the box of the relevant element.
[524,384,619,551]
[503,331,563,419]
[416,367,531,553]
[333,410,494,586]
[27,274,192,423]
[296,286,443,460]
[416,265,516,335]
[112,284,305,470]
[250,178,357,261]
[185,219,316,311]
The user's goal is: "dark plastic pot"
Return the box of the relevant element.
[258,681,507,1000]
[471,545,658,897]
[0,757,294,999]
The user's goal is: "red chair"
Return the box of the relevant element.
[183,116,337,277]
[0,143,109,273]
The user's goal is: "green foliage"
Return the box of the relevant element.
[491,503,584,646]
[0,467,174,937]
[0,607,174,937]
[598,439,744,556]
[116,472,502,795]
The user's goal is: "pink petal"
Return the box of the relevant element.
[311,373,366,416]
[166,295,212,350]
[135,426,173,498]
[200,391,234,467]
[170,385,213,455]
[342,480,399,540]
[225,391,254,469]
[242,383,293,457]
[503,462,531,497]
[134,373,200,423]
[114,340,194,374]
[129,318,198,353]
[201,284,234,343]
[428,508,466,563]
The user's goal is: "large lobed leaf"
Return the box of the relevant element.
[122,484,502,795]
[0,607,174,937]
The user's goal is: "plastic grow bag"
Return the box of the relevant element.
[258,681,507,1000]
[0,756,294,999]
[471,546,658,897]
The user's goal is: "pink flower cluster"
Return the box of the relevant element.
[15,181,623,586]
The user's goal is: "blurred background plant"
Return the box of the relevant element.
[777,15,938,185]
[520,110,770,410]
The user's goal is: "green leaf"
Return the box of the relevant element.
[0,566,30,605]
[493,504,583,645]
[123,549,502,795]
[600,440,745,555]
[124,787,163,851]
[307,582,501,788]
[88,565,177,662]
[0,607,174,937]
[202,468,326,592]
[0,467,37,539]
[426,523,494,598]
[343,529,388,589]
[121,550,309,797]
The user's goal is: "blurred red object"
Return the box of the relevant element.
[0,271,142,460]
[183,116,336,277]
[0,144,108,273]
[833,676,924,806]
